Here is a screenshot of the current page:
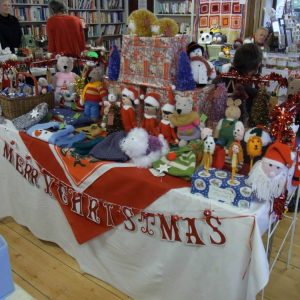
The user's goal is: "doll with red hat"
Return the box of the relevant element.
[159,103,178,145]
[120,86,139,132]
[141,92,160,136]
[246,141,293,201]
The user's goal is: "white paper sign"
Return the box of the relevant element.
[208,185,234,204]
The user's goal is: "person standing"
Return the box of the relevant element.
[46,0,85,57]
[0,0,22,53]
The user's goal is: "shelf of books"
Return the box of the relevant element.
[12,0,49,37]
[153,0,195,35]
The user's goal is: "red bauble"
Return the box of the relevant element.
[167,152,177,161]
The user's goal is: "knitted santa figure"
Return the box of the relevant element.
[246,141,293,201]
[141,92,160,136]
[159,103,178,144]
[120,86,139,132]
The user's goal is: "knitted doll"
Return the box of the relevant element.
[120,86,139,132]
[247,141,293,201]
[141,92,160,136]
[170,94,202,147]
[81,65,108,121]
[158,103,178,145]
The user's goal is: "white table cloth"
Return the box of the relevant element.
[0,122,269,300]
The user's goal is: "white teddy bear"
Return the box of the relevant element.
[53,55,78,104]
[120,127,169,168]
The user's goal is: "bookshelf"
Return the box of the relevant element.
[12,0,127,50]
[153,0,195,36]
[12,0,49,37]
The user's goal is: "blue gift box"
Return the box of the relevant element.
[191,167,254,208]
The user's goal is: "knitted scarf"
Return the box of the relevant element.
[170,111,199,127]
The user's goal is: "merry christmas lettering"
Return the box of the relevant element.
[3,141,226,246]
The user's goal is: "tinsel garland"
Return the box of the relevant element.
[270,92,300,144]
[273,193,287,220]
[219,70,288,88]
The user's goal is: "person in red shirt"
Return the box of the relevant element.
[46,0,85,57]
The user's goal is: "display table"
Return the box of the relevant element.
[0,121,270,300]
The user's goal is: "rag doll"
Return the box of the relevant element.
[141,92,160,136]
[81,65,108,121]
[158,103,178,145]
[120,86,140,132]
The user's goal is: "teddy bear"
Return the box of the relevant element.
[151,18,179,37]
[186,41,216,85]
[120,127,169,168]
[212,32,227,44]
[214,98,244,148]
[81,64,108,121]
[169,94,202,147]
[198,31,213,45]
[52,55,78,104]
[127,9,157,37]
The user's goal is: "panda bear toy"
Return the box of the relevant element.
[186,41,217,85]
[198,31,213,45]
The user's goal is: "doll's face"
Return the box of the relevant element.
[261,159,284,178]
[162,110,172,120]
[144,104,157,116]
[232,144,240,154]
[254,29,268,45]
[122,94,133,106]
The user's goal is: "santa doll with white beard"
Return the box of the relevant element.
[246,141,293,202]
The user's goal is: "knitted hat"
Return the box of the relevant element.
[263,141,293,168]
[122,87,139,105]
[186,41,204,57]
[89,130,129,162]
[144,92,160,107]
[162,103,174,113]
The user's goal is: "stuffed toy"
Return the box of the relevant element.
[186,41,216,85]
[120,86,140,132]
[151,18,179,37]
[127,9,157,37]
[38,77,52,95]
[58,82,77,109]
[120,127,169,168]
[246,141,293,201]
[246,135,263,170]
[81,65,108,121]
[244,127,272,147]
[158,103,178,145]
[169,94,202,147]
[53,55,78,104]
[228,141,244,183]
[26,121,86,148]
[198,31,213,45]
[200,135,215,172]
[215,98,244,148]
[212,32,227,44]
[141,92,160,136]
[101,91,123,134]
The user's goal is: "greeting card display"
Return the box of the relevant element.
[191,167,254,208]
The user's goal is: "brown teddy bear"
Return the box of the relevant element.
[151,18,179,37]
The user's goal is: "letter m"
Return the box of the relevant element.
[3,142,14,164]
[158,214,181,242]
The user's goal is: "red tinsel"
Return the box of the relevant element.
[273,193,287,220]
[219,70,288,88]
[270,92,300,144]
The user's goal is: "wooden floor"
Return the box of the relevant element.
[0,214,299,300]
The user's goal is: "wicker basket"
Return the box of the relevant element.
[0,72,55,120]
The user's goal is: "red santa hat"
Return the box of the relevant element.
[122,86,139,105]
[144,92,160,108]
[162,103,175,113]
[263,141,293,169]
